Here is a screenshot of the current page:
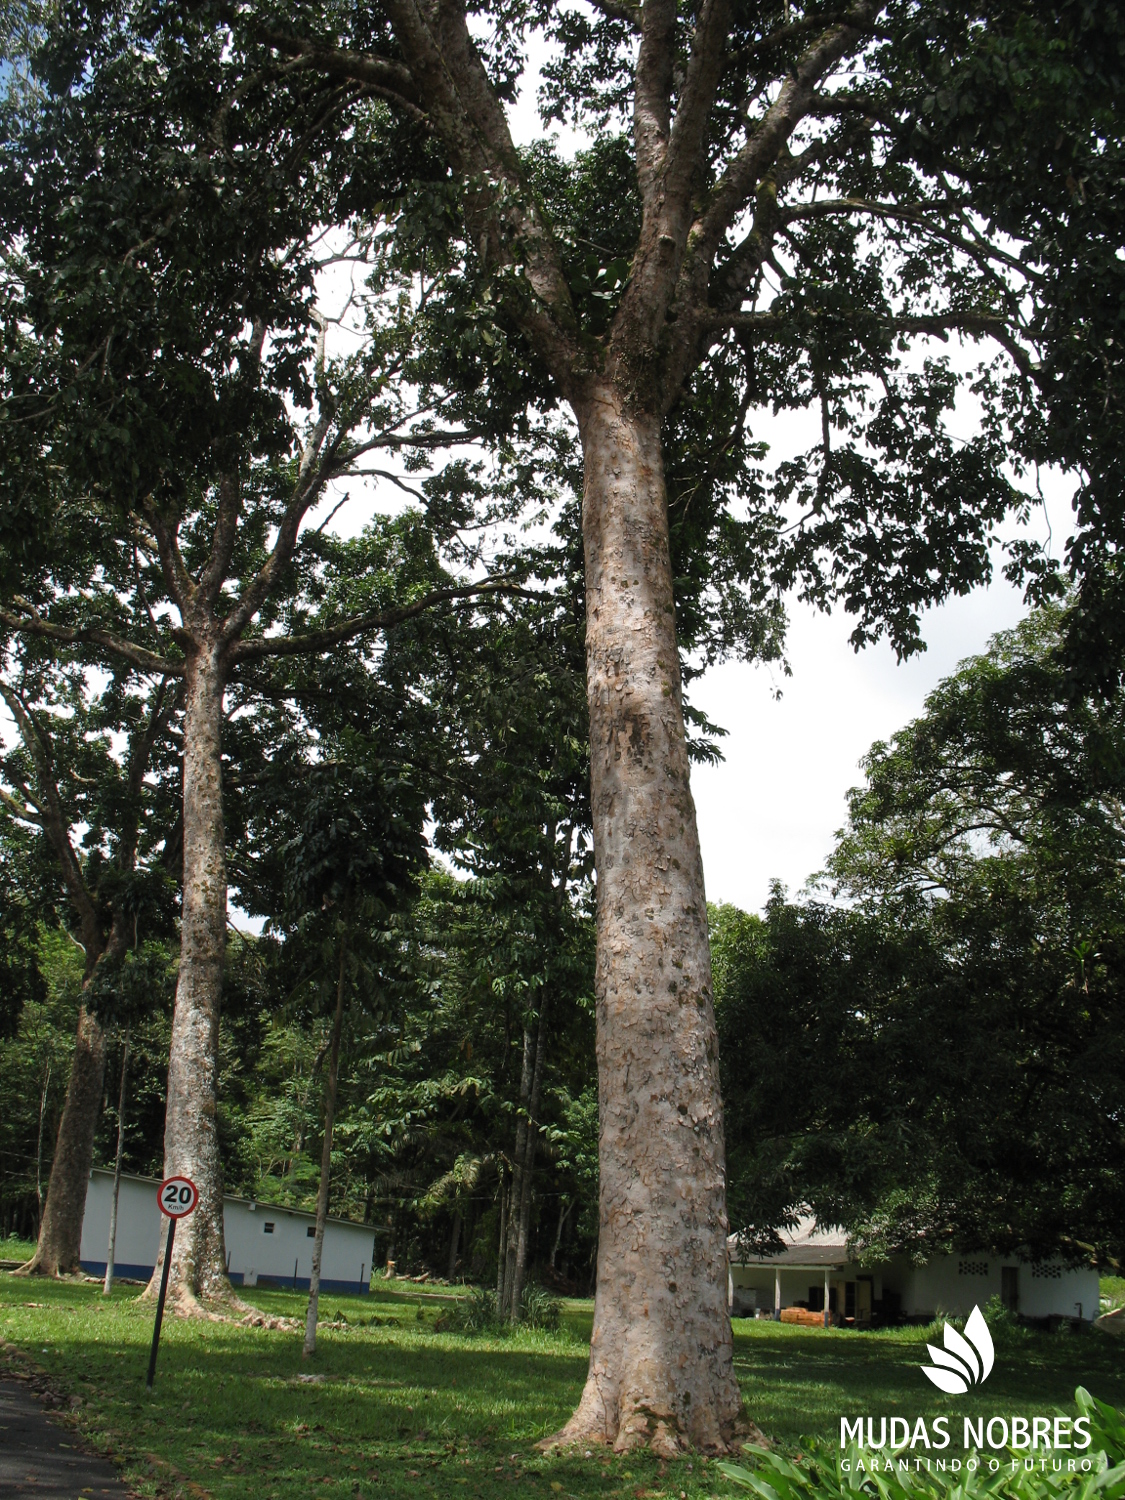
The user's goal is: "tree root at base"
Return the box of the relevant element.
[538,1408,762,1459]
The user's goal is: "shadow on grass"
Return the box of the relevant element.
[2,1278,1123,1498]
[731,1320,1125,1444]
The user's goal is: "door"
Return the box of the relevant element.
[1001,1265,1019,1313]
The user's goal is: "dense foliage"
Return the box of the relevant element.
[717,608,1125,1266]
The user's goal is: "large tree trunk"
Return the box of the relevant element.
[552,390,742,1455]
[304,936,348,1357]
[16,1006,106,1276]
[146,640,232,1310]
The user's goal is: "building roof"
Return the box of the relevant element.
[88,1166,372,1234]
[729,1214,851,1269]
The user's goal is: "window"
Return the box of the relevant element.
[263,1222,275,1234]
[307,1225,316,1238]
[959,1260,988,1277]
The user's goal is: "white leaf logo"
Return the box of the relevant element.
[920,1305,995,1394]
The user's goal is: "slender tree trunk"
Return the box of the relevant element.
[104,1031,130,1295]
[17,1009,104,1277]
[551,391,741,1455]
[503,1015,537,1318]
[304,935,348,1358]
[509,992,549,1319]
[147,640,232,1310]
[550,1200,571,1272]
[495,1179,509,1307]
[35,1062,49,1223]
[447,1209,462,1281]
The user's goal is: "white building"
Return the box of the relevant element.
[80,1168,375,1294]
[730,1218,1099,1325]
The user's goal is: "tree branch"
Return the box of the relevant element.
[0,785,42,824]
[220,414,336,645]
[586,0,641,25]
[198,474,242,609]
[258,32,423,115]
[0,604,182,676]
[694,11,872,269]
[705,306,1038,378]
[227,579,547,665]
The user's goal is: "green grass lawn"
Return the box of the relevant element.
[0,1274,1122,1499]
[1102,1276,1125,1312]
[1,1234,38,1261]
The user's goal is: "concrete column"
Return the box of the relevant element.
[824,1267,830,1329]
[774,1266,781,1321]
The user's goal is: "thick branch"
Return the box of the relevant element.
[634,0,678,203]
[781,195,1041,286]
[259,33,422,112]
[220,415,335,644]
[198,475,242,609]
[0,604,181,677]
[143,504,196,613]
[586,0,641,25]
[708,307,1037,376]
[228,579,545,665]
[117,677,175,872]
[0,785,42,824]
[694,13,872,268]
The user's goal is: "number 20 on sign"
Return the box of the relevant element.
[146,1176,198,1388]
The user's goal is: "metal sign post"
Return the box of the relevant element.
[146,1175,199,1389]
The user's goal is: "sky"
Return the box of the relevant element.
[690,565,1041,915]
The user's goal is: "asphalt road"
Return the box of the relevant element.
[0,1379,130,1497]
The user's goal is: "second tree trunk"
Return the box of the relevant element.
[147,641,232,1309]
[304,936,348,1357]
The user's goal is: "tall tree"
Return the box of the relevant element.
[0,11,534,1306]
[234,0,1121,1450]
[424,559,593,1320]
[278,755,425,1355]
[0,638,178,1275]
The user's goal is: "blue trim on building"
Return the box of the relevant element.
[248,1274,369,1295]
[81,1260,153,1281]
[80,1262,367,1295]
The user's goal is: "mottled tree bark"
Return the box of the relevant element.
[304,937,348,1356]
[550,390,741,1455]
[146,640,232,1310]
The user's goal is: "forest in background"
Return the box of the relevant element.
[4,605,1124,1279]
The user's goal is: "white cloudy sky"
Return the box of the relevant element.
[690,563,1048,915]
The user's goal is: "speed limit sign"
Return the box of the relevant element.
[158,1176,199,1219]
[146,1174,199,1388]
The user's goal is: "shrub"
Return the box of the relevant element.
[438,1281,561,1334]
[444,1286,499,1333]
[520,1282,561,1331]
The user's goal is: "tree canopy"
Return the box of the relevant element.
[717,607,1125,1269]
